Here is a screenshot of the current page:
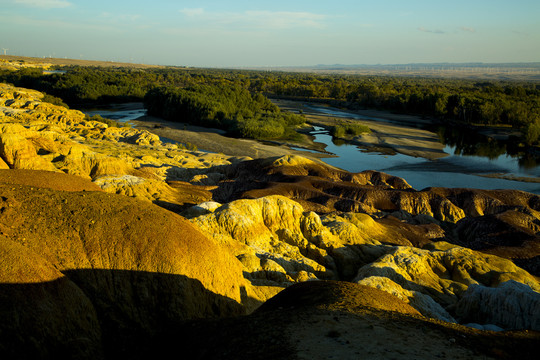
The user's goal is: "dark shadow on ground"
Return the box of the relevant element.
[0,269,247,360]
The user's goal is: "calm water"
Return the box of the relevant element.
[82,103,147,123]
[304,98,540,197]
[311,127,540,193]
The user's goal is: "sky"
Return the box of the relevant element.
[1,0,539,67]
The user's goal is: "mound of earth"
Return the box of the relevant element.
[0,168,102,192]
[164,280,539,360]
[0,171,252,359]
[256,280,421,315]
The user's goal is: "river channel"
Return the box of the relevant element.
[302,104,540,194]
[81,103,540,194]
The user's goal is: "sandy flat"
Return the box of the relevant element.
[131,115,333,160]
[132,101,449,162]
[274,99,449,160]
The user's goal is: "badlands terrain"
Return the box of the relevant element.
[0,83,539,359]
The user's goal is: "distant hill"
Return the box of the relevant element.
[3,55,540,81]
[245,62,540,81]
[0,55,165,69]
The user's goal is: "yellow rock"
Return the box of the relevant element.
[59,151,132,179]
[0,83,245,209]
[94,174,182,206]
[0,124,57,171]
[354,245,540,309]
[271,154,317,167]
[192,195,335,291]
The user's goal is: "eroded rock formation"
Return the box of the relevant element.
[0,83,241,210]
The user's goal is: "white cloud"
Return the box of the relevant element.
[243,11,326,29]
[418,27,445,34]
[180,8,204,17]
[15,0,72,8]
[179,9,326,30]
[460,26,476,33]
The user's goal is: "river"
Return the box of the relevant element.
[82,103,147,122]
[308,126,540,193]
[301,104,540,194]
[81,102,540,194]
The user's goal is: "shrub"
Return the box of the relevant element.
[85,114,129,128]
[144,85,305,140]
[42,93,69,108]
[331,122,371,138]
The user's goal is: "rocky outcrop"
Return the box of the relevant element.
[191,195,338,287]
[357,275,457,322]
[190,195,422,291]
[103,126,162,146]
[0,123,58,171]
[453,209,540,275]
[353,242,540,323]
[0,83,245,210]
[454,280,540,330]
[4,84,540,268]
[189,192,540,311]
[2,82,540,358]
[180,153,540,277]
[203,154,540,230]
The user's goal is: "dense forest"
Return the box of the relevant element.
[143,85,304,139]
[1,65,539,143]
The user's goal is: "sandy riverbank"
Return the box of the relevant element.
[273,99,449,160]
[131,115,331,160]
[132,101,450,162]
[130,101,540,188]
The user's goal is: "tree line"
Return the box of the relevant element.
[1,65,539,143]
[143,85,304,139]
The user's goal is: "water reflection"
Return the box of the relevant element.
[300,103,540,192]
[436,126,506,159]
[306,103,540,170]
[434,125,540,170]
[309,126,540,194]
[81,103,147,123]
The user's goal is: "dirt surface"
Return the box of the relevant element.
[131,115,331,160]
[0,169,102,192]
[170,281,540,360]
[0,55,164,69]
[274,99,449,160]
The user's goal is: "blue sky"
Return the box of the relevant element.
[1,0,539,67]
